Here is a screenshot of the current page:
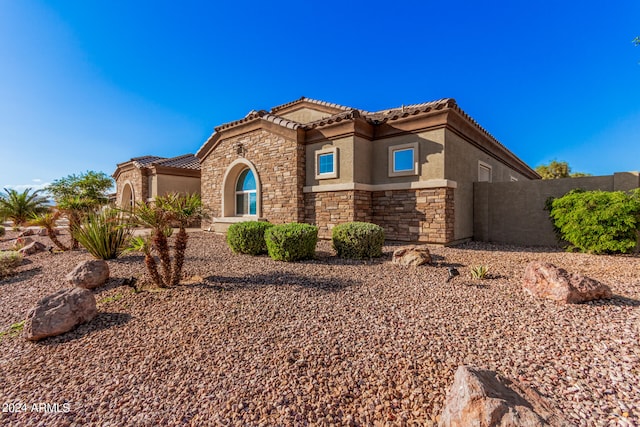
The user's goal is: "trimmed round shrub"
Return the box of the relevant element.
[332,221,385,259]
[226,221,273,255]
[265,223,318,261]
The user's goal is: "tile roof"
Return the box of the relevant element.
[151,154,200,170]
[301,109,363,129]
[270,97,362,114]
[214,110,301,132]
[131,156,166,168]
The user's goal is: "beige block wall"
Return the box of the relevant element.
[444,130,530,241]
[474,172,640,246]
[115,167,147,208]
[200,129,304,228]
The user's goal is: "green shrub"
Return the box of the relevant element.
[0,225,5,238]
[332,221,385,259]
[549,189,640,254]
[0,251,23,278]
[227,221,273,255]
[265,223,318,261]
[72,209,132,260]
[470,265,489,279]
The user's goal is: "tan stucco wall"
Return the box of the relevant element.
[370,129,445,185]
[474,172,640,246]
[444,130,530,241]
[200,128,304,228]
[305,136,356,186]
[278,107,334,124]
[156,175,201,197]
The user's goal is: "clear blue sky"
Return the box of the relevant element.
[1,1,639,191]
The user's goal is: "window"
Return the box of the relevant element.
[478,161,492,183]
[315,147,338,179]
[388,142,419,177]
[235,169,257,215]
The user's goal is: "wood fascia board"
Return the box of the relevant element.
[150,165,201,178]
[445,109,539,179]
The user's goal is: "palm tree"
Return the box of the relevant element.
[157,193,204,286]
[127,236,164,287]
[28,211,69,251]
[57,195,95,249]
[0,188,49,226]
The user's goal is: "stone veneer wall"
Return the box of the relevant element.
[115,168,147,208]
[304,190,372,238]
[371,188,455,243]
[200,129,305,228]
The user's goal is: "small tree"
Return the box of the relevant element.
[0,188,49,226]
[28,211,70,251]
[535,160,591,179]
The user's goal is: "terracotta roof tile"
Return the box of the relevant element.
[214,110,301,132]
[151,154,200,170]
[131,156,166,168]
[270,97,364,114]
[301,110,362,129]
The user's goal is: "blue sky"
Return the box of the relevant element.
[1,1,639,191]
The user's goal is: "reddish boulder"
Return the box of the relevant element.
[392,245,432,266]
[23,287,97,341]
[439,366,569,427]
[523,261,612,303]
[18,241,47,256]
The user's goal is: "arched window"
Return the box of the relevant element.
[235,169,256,215]
[121,183,135,208]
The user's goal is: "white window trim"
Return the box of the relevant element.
[315,147,338,180]
[388,142,419,177]
[235,170,257,216]
[478,161,493,183]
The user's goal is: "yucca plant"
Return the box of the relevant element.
[57,196,97,250]
[470,265,489,280]
[28,210,69,251]
[72,209,131,260]
[0,188,49,226]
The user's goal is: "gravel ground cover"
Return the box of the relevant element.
[0,229,638,426]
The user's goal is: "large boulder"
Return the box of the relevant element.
[439,366,569,427]
[18,241,47,256]
[23,287,97,341]
[392,245,432,266]
[66,260,109,289]
[523,261,612,304]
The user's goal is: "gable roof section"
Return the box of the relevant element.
[270,97,362,115]
[113,154,200,180]
[151,154,200,170]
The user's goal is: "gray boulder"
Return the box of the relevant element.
[23,287,97,341]
[66,260,110,289]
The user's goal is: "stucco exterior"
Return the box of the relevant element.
[196,97,539,243]
[113,154,201,208]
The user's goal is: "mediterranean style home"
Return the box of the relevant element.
[194,97,539,244]
[112,154,200,207]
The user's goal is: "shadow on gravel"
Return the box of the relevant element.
[0,266,42,286]
[38,312,132,345]
[197,272,359,292]
[587,295,640,307]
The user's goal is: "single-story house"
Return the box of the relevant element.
[196,97,539,243]
[113,154,200,207]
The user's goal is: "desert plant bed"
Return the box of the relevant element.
[0,229,638,426]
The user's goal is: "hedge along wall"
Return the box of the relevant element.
[473,172,640,246]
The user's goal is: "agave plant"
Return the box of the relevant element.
[470,265,489,280]
[72,209,131,259]
[0,188,49,226]
[28,210,70,251]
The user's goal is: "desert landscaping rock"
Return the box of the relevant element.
[18,228,35,237]
[17,240,47,256]
[439,365,569,427]
[66,259,110,289]
[0,230,638,425]
[523,261,613,303]
[23,287,97,341]
[392,245,432,266]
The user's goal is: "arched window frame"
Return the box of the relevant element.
[221,158,261,218]
[235,169,257,216]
